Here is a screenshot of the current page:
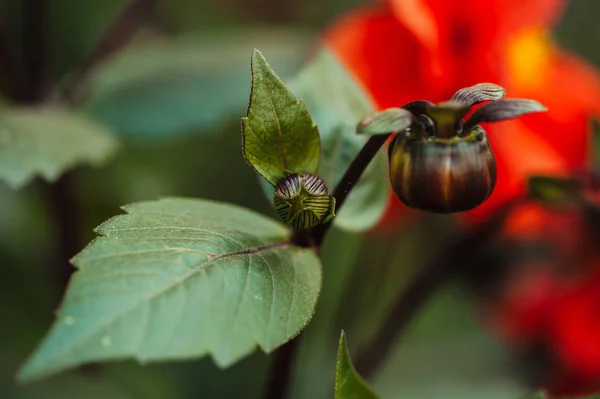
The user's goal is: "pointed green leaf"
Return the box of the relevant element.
[84,29,312,138]
[0,107,118,189]
[18,198,321,383]
[242,49,320,186]
[356,108,412,136]
[290,48,389,232]
[335,331,378,399]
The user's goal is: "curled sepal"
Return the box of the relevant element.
[464,99,547,131]
[274,172,336,228]
[451,83,506,106]
[357,108,413,135]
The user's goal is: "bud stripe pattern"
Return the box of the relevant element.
[302,172,328,195]
[274,173,335,228]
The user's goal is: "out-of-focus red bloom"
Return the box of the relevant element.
[323,0,600,224]
[475,200,600,398]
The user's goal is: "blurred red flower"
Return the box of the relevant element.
[478,200,600,398]
[324,1,600,396]
[323,0,600,224]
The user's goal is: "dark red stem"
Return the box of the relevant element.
[61,0,158,103]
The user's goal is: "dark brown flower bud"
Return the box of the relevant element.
[389,124,496,213]
[386,83,546,214]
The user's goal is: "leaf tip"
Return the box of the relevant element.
[15,359,41,385]
[251,48,267,66]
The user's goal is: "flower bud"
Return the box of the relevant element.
[274,172,336,228]
[389,123,496,213]
[387,83,546,214]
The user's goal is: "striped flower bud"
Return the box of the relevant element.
[388,83,546,213]
[274,172,336,228]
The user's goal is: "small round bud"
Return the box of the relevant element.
[389,124,496,213]
[274,172,336,228]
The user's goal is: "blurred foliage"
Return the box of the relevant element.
[1,0,600,398]
[556,1,600,67]
[0,107,117,188]
[85,29,312,138]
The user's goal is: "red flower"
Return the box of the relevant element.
[476,201,600,397]
[323,2,600,395]
[324,0,600,223]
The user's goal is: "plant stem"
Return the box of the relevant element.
[44,173,81,297]
[296,134,390,248]
[353,202,516,378]
[61,0,158,103]
[0,14,22,100]
[22,0,48,103]
[264,337,300,399]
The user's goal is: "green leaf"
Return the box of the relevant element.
[356,108,412,136]
[527,175,583,204]
[242,49,321,186]
[335,331,378,399]
[290,49,389,232]
[0,107,118,189]
[85,29,313,138]
[520,392,545,399]
[18,198,322,382]
[372,287,527,399]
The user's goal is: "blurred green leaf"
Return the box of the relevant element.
[242,49,320,186]
[290,49,389,232]
[520,392,544,399]
[335,331,378,399]
[356,108,412,136]
[0,107,117,189]
[2,368,134,399]
[18,198,321,382]
[85,29,313,138]
[555,0,600,67]
[103,352,271,399]
[527,175,583,204]
[373,287,527,399]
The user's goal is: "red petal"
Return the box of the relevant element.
[463,120,567,222]
[384,0,565,97]
[551,273,600,376]
[387,0,564,49]
[323,4,429,109]
[510,49,600,168]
